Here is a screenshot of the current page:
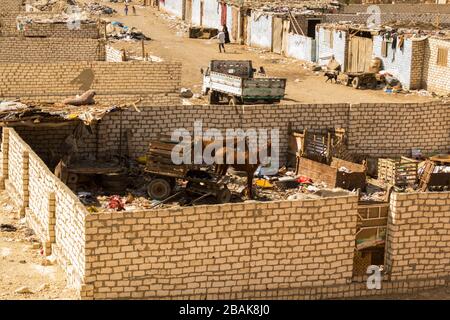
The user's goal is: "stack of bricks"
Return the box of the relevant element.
[82,195,358,299]
[0,61,182,105]
[422,38,450,96]
[20,21,101,39]
[386,191,450,281]
[0,37,106,62]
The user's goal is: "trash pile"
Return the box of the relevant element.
[83,2,116,15]
[106,21,150,41]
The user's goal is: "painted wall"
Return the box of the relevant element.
[191,0,201,26]
[226,4,234,42]
[372,35,414,89]
[160,0,184,19]
[422,37,450,95]
[316,27,347,71]
[286,33,315,62]
[202,0,221,29]
[249,12,273,50]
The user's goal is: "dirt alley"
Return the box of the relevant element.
[89,0,437,104]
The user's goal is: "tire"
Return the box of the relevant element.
[208,91,219,104]
[147,178,172,200]
[216,187,231,204]
[352,77,360,89]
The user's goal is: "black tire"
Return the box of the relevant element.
[216,187,231,204]
[147,178,172,200]
[208,91,219,104]
[352,77,360,89]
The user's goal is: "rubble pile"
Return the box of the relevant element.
[106,21,150,41]
[83,2,116,15]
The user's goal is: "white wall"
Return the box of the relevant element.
[160,0,184,19]
[202,0,221,29]
[286,33,315,62]
[249,12,273,50]
[316,27,347,70]
[373,35,413,89]
[191,0,201,26]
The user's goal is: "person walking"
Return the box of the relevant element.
[124,4,129,16]
[132,5,136,15]
[214,28,226,53]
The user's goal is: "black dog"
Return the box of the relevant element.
[324,71,339,83]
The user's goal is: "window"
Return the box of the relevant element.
[437,47,448,67]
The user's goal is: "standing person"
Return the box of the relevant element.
[223,24,230,44]
[132,5,136,15]
[124,4,129,16]
[214,27,226,53]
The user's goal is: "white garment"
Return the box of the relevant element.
[217,32,226,44]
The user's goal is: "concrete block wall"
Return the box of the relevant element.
[0,0,23,13]
[0,37,106,62]
[347,102,450,157]
[0,61,182,105]
[422,38,450,95]
[386,191,450,281]
[82,195,359,299]
[1,128,88,295]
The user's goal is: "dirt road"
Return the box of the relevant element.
[0,191,77,300]
[88,1,436,104]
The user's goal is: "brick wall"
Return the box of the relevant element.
[386,191,450,281]
[347,102,450,157]
[0,61,182,105]
[82,195,358,299]
[0,0,23,13]
[0,13,101,38]
[0,37,106,62]
[422,37,450,95]
[341,4,450,14]
[1,128,88,294]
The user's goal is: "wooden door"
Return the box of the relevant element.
[272,17,283,54]
[281,19,290,55]
[347,36,373,72]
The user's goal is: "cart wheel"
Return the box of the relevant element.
[352,77,360,89]
[216,187,231,204]
[147,178,172,200]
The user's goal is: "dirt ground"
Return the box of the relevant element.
[0,191,77,300]
[83,0,439,104]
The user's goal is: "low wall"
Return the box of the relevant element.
[386,191,450,281]
[1,128,88,294]
[82,195,359,299]
[0,37,106,62]
[0,61,182,105]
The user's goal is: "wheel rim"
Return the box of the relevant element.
[148,179,171,200]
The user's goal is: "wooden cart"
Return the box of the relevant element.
[338,72,378,89]
[145,137,231,203]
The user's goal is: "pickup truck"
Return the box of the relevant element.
[201,60,287,105]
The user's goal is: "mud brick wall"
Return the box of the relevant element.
[0,13,21,36]
[0,37,106,62]
[324,13,450,26]
[341,4,450,14]
[386,191,450,281]
[0,61,182,105]
[82,195,358,299]
[347,102,450,157]
[422,38,450,96]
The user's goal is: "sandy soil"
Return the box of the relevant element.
[86,1,439,104]
[0,191,77,300]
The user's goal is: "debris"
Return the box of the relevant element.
[0,224,17,232]
[108,195,125,211]
[255,179,274,188]
[84,2,116,15]
[62,90,96,106]
[37,283,50,292]
[180,88,194,98]
[15,286,33,294]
